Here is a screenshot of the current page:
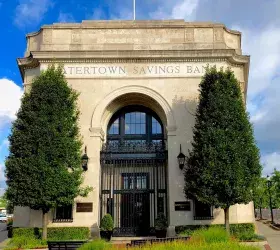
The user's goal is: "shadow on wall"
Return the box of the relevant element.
[168,96,224,225]
[90,222,100,238]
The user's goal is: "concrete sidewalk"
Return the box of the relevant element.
[256,221,280,250]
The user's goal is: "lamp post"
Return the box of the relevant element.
[82,146,89,171]
[177,144,186,170]
[267,175,274,224]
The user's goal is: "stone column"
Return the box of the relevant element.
[87,127,105,238]
[166,126,177,237]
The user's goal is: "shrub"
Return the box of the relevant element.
[47,227,90,240]
[78,240,111,250]
[176,223,255,238]
[229,224,255,238]
[11,227,90,240]
[155,213,168,230]
[5,236,47,250]
[100,214,114,231]
[12,228,41,239]
[122,241,259,250]
[191,227,230,244]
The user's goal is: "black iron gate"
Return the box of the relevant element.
[100,141,168,236]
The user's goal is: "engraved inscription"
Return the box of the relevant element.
[80,28,183,44]
[41,62,236,78]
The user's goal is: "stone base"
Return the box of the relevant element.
[167,225,176,237]
[90,226,100,239]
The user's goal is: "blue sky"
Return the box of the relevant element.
[0,0,280,193]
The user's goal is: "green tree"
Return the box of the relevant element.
[5,65,90,239]
[253,177,269,219]
[271,170,280,208]
[0,195,7,208]
[184,66,261,234]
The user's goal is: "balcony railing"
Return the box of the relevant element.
[52,218,73,223]
[193,216,214,220]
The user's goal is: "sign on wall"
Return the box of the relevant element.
[175,201,191,211]
[41,62,240,79]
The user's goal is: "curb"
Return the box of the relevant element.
[269,224,280,231]
[264,243,272,250]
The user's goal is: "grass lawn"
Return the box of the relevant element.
[79,228,260,250]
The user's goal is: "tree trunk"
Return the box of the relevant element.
[224,207,230,235]
[42,211,48,240]
[259,207,263,220]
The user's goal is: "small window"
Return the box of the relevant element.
[194,200,213,220]
[54,205,73,222]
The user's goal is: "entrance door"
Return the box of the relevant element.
[100,105,168,236]
[121,173,150,236]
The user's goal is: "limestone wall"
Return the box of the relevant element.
[16,20,252,234]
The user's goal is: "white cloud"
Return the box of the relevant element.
[262,152,280,176]
[150,0,199,20]
[235,25,280,97]
[14,0,53,28]
[87,8,107,20]
[0,79,23,126]
[58,12,75,23]
[0,163,5,183]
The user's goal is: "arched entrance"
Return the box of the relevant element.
[100,105,168,236]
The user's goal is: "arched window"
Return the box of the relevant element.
[107,106,164,146]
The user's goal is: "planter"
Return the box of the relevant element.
[155,229,167,238]
[100,230,113,241]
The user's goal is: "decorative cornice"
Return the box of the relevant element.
[17,56,40,80]
[38,20,231,30]
[27,49,249,65]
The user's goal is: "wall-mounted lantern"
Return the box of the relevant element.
[81,146,89,171]
[177,144,186,170]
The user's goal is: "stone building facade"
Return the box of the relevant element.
[15,20,254,237]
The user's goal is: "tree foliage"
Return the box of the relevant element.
[5,65,88,238]
[184,66,261,232]
[271,169,280,208]
[252,177,269,209]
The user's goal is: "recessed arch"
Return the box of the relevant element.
[90,85,176,135]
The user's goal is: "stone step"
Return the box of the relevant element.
[111,236,156,245]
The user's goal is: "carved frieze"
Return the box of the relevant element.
[194,28,213,43]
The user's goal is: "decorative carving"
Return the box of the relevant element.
[185,28,194,42]
[101,141,166,154]
[194,28,213,43]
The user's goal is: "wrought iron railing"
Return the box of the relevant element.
[101,140,167,153]
[52,218,73,223]
[193,216,214,220]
